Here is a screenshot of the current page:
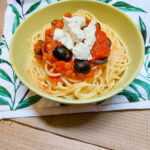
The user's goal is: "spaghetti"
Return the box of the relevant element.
[28,10,130,100]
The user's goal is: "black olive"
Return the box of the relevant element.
[97,23,101,30]
[74,60,91,74]
[52,46,72,61]
[35,49,42,55]
[34,40,43,55]
[107,37,112,47]
[81,26,87,30]
[94,57,108,65]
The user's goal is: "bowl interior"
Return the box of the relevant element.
[10,0,144,104]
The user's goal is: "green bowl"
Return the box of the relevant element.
[10,0,144,104]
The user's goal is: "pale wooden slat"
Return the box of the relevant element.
[0,0,7,37]
[0,120,106,150]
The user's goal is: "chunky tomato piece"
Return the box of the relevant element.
[51,19,64,29]
[78,70,94,79]
[54,61,73,73]
[47,39,60,51]
[95,23,101,30]
[34,40,43,52]
[45,27,55,38]
[46,52,57,63]
[48,76,62,85]
[34,40,43,60]
[46,42,55,51]
[95,30,106,43]
[54,61,66,72]
[48,68,61,85]
[54,61,77,79]
[85,17,90,26]
[91,40,110,59]
[42,41,48,54]
[42,39,62,55]
[91,29,110,59]
[34,55,42,60]
[64,12,72,18]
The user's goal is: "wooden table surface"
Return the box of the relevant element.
[0,1,106,150]
[0,120,107,150]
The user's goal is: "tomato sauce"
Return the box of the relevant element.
[34,12,111,84]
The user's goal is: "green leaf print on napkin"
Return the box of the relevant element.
[148,62,150,68]
[12,15,20,34]
[145,46,150,55]
[129,83,144,99]
[138,16,147,44]
[46,0,51,4]
[112,1,146,12]
[0,86,11,99]
[133,79,150,100]
[18,89,30,104]
[0,97,9,105]
[9,4,21,33]
[0,42,4,47]
[0,49,1,56]
[1,35,9,50]
[15,95,41,110]
[0,69,13,83]
[25,0,41,15]
[9,4,21,17]
[118,90,139,102]
[0,59,11,66]
[16,0,22,6]
[13,72,17,84]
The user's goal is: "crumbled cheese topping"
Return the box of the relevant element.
[84,20,96,48]
[73,42,92,60]
[63,16,86,43]
[53,29,74,49]
[53,16,96,60]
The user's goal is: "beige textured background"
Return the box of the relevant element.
[1,1,150,150]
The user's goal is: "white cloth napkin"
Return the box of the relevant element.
[0,0,150,119]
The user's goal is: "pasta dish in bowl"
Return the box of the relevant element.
[10,0,144,104]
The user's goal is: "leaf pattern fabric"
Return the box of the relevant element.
[112,1,146,12]
[0,0,150,119]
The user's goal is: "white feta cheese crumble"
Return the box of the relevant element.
[53,29,74,50]
[84,20,96,48]
[63,16,86,43]
[73,42,92,60]
[53,16,96,61]
[72,20,96,60]
[63,16,85,27]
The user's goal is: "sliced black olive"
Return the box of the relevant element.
[34,40,43,55]
[52,46,72,61]
[107,37,112,47]
[81,26,87,30]
[35,49,42,55]
[97,23,101,30]
[94,57,108,65]
[74,60,91,74]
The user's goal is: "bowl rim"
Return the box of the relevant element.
[9,0,145,104]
